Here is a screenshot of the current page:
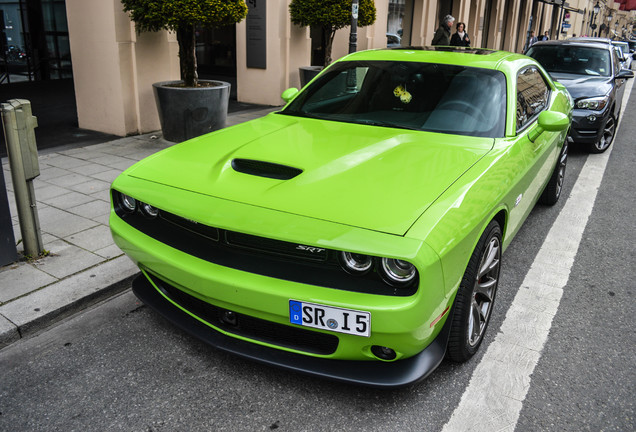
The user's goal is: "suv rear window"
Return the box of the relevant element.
[527,45,611,77]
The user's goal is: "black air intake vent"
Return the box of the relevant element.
[231,158,303,180]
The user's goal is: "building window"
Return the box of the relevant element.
[387,0,413,48]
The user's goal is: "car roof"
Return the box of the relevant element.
[338,46,528,71]
[569,37,612,44]
[529,39,611,51]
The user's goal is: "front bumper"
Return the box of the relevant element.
[132,272,452,388]
[568,108,610,144]
[110,178,452,385]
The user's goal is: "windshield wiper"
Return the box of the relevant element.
[278,110,324,120]
[278,113,421,131]
[353,119,420,131]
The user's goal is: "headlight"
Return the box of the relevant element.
[576,96,609,111]
[340,251,373,274]
[380,258,417,284]
[141,203,160,218]
[120,194,137,213]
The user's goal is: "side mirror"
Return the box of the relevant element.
[281,88,299,103]
[616,69,634,79]
[537,110,570,132]
[528,110,570,142]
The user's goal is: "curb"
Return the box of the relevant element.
[0,256,138,349]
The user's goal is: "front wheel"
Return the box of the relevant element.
[539,140,568,206]
[447,221,502,362]
[587,114,615,153]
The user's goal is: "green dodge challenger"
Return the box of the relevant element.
[110,47,572,387]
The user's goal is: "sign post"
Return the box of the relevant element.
[348,0,359,54]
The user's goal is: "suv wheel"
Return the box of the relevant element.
[587,114,615,153]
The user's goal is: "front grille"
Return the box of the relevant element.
[148,273,339,355]
[112,190,417,296]
[226,230,328,262]
[162,212,220,241]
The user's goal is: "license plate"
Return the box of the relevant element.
[289,300,370,337]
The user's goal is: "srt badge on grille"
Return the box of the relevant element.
[296,245,325,253]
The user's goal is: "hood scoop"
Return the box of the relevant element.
[231,158,303,180]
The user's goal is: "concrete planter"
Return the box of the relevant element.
[299,66,323,88]
[152,80,231,143]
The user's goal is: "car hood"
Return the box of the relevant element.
[549,72,612,100]
[126,114,493,235]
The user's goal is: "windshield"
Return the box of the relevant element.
[280,61,507,138]
[613,42,628,56]
[526,45,611,77]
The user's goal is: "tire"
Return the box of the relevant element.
[447,221,502,363]
[539,140,568,206]
[587,114,615,153]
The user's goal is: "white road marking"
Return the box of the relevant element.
[442,78,634,432]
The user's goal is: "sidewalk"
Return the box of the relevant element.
[0,106,278,348]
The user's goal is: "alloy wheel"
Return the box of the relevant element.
[468,236,501,347]
[595,116,615,152]
[556,142,568,198]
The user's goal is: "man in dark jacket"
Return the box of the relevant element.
[525,31,539,51]
[432,15,455,46]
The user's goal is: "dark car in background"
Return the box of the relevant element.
[527,39,634,153]
[612,41,632,70]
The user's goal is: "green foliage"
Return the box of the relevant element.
[23,249,50,263]
[122,0,248,32]
[289,0,376,30]
[121,0,247,86]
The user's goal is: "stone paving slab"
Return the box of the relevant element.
[32,239,105,279]
[0,261,57,304]
[37,206,100,238]
[64,225,114,252]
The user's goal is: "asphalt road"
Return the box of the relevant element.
[0,93,634,431]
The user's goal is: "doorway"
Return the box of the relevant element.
[196,25,238,100]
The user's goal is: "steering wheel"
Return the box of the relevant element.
[436,100,488,123]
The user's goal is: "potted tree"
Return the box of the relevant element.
[121,0,248,142]
[289,0,376,87]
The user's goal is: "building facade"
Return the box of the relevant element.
[1,0,634,138]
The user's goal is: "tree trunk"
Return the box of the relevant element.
[177,24,198,87]
[324,26,336,67]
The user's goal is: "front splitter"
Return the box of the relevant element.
[132,273,451,388]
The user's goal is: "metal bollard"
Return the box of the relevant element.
[1,99,43,258]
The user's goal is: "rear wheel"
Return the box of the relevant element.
[539,140,568,206]
[587,114,615,153]
[447,221,502,362]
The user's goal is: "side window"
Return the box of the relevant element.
[306,67,369,105]
[612,49,620,75]
[516,67,550,131]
